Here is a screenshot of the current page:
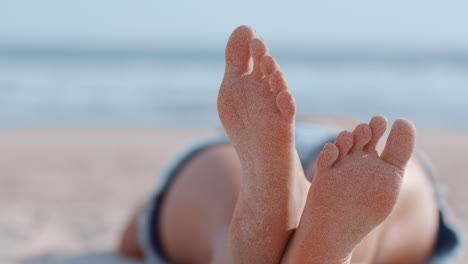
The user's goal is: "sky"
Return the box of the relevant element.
[1,0,468,49]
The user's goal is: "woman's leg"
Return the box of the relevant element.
[337,154,439,264]
[117,25,308,263]
[116,144,243,263]
[117,203,145,258]
[217,25,310,264]
[116,130,439,264]
[117,24,440,262]
[371,155,439,263]
[157,144,242,263]
[298,118,440,264]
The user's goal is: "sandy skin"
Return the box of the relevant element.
[116,26,439,264]
[219,25,417,264]
[282,117,416,263]
[218,25,309,264]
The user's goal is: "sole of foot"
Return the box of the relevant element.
[217,25,309,264]
[282,115,416,264]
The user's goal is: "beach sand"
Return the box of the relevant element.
[0,127,466,263]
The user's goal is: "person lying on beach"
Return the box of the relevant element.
[115,26,460,264]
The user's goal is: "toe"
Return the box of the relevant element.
[350,124,372,152]
[225,25,256,75]
[365,115,388,152]
[276,90,296,118]
[261,56,280,76]
[334,131,353,160]
[250,38,268,77]
[316,143,339,168]
[381,119,416,170]
[268,70,287,93]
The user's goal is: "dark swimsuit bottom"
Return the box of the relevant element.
[139,123,462,264]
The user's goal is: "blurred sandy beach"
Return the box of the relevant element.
[0,126,466,263]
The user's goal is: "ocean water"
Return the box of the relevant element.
[1,47,467,129]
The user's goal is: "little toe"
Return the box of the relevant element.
[250,38,269,77]
[268,70,288,93]
[261,56,280,76]
[350,123,372,152]
[381,119,416,170]
[365,115,388,152]
[225,25,256,75]
[276,90,296,118]
[334,130,353,160]
[316,143,339,168]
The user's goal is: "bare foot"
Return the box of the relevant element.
[282,115,416,264]
[218,25,309,264]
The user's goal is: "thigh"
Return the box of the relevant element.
[159,144,242,263]
[372,157,439,263]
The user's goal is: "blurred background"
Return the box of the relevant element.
[1,0,467,263]
[1,0,467,128]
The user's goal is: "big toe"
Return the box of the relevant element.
[225,25,256,75]
[381,119,416,170]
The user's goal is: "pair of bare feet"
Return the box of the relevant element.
[218,26,416,264]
